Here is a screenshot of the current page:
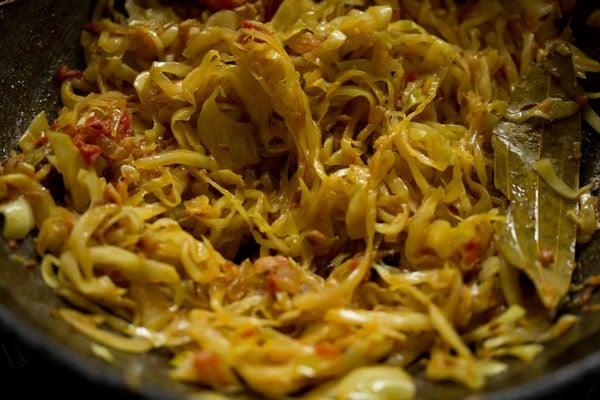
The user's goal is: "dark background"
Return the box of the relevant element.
[0,323,144,399]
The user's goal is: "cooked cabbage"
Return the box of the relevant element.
[0,0,599,399]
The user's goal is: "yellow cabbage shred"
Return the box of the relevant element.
[0,0,599,399]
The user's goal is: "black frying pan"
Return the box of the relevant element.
[1,1,600,399]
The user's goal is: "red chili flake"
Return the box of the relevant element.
[57,64,83,81]
[579,95,588,106]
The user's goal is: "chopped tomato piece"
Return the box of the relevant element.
[72,134,102,165]
[60,107,133,165]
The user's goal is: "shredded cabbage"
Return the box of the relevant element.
[0,0,599,398]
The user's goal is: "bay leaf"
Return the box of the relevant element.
[492,42,583,311]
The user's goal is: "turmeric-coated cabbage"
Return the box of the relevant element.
[1,0,599,399]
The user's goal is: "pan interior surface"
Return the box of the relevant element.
[0,1,191,398]
[0,1,599,399]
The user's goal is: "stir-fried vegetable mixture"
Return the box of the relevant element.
[1,0,600,398]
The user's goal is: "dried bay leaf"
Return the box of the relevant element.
[492,42,583,312]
